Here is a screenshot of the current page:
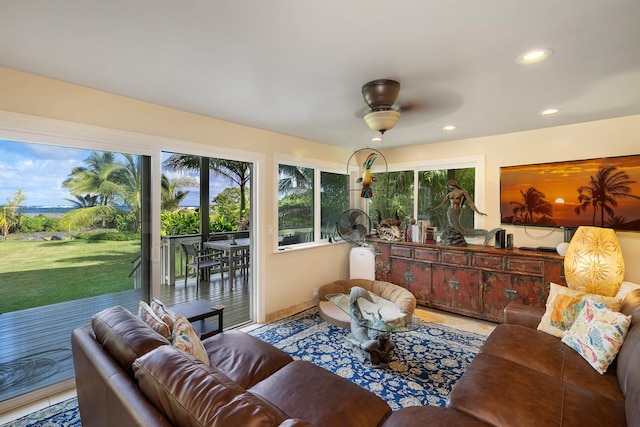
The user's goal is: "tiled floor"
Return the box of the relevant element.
[0,306,495,424]
[0,388,77,424]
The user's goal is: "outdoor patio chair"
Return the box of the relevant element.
[180,241,224,293]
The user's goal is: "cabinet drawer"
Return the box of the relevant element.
[505,257,544,275]
[414,247,439,262]
[441,250,470,266]
[390,245,413,259]
[473,254,503,270]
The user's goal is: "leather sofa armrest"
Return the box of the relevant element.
[503,303,545,329]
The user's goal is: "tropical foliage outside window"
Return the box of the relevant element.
[366,167,476,237]
[418,167,476,232]
[277,164,349,246]
[0,141,145,313]
[161,153,252,235]
[368,170,414,224]
[278,165,314,245]
[321,171,349,239]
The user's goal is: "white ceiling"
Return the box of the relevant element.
[2,1,640,150]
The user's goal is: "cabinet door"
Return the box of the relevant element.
[431,265,481,315]
[482,271,547,322]
[374,242,391,282]
[390,258,430,304]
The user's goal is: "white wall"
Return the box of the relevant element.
[1,66,639,322]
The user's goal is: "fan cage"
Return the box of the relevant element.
[336,209,372,243]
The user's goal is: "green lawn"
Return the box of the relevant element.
[0,239,140,313]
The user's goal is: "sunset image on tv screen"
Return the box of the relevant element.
[500,155,640,231]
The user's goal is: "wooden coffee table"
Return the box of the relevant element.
[170,299,225,339]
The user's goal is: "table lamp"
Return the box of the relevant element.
[563,226,625,297]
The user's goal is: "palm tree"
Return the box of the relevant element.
[574,166,640,227]
[1,189,26,240]
[161,174,198,212]
[64,194,99,208]
[278,165,313,195]
[61,152,142,231]
[62,152,121,206]
[163,155,251,223]
[510,187,553,224]
[278,165,314,230]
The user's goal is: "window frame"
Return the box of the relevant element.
[275,153,348,251]
[357,154,486,231]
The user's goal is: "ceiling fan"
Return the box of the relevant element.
[360,79,407,135]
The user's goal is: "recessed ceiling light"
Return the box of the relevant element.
[443,125,457,131]
[541,108,559,116]
[371,136,383,143]
[516,48,554,65]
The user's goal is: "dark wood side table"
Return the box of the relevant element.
[170,299,225,339]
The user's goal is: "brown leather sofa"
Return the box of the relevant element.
[71,304,481,427]
[442,288,640,426]
[72,289,640,426]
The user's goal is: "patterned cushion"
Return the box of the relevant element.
[151,297,177,328]
[138,301,172,339]
[172,314,210,365]
[537,283,621,338]
[561,296,631,374]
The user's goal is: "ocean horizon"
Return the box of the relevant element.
[18,205,134,217]
[18,205,196,217]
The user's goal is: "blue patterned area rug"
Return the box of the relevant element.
[248,308,486,410]
[1,397,80,427]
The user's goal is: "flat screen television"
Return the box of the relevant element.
[500,154,640,232]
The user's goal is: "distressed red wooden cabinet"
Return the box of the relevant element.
[368,239,566,323]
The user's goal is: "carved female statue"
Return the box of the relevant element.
[426,180,496,246]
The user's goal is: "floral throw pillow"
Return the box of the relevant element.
[171,314,210,366]
[537,283,621,338]
[151,298,177,329]
[138,301,172,340]
[561,296,631,374]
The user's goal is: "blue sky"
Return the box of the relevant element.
[0,140,233,207]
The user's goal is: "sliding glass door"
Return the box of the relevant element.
[0,139,150,404]
[160,151,253,328]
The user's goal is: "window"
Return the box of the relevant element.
[277,161,348,247]
[418,167,476,232]
[320,171,349,239]
[364,156,483,243]
[368,170,414,224]
[278,164,314,245]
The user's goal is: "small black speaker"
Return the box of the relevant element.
[506,233,513,249]
[495,230,506,248]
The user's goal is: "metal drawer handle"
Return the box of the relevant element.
[403,271,414,284]
[504,287,519,301]
[448,278,460,291]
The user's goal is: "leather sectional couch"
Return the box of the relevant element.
[443,288,640,426]
[71,304,480,427]
[71,289,640,426]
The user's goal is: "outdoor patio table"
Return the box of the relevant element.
[204,237,250,289]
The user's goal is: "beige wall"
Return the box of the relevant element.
[0,67,352,321]
[1,67,639,322]
[384,115,640,283]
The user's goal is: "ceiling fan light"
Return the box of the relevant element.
[363,110,401,133]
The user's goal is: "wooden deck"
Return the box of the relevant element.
[0,270,252,404]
